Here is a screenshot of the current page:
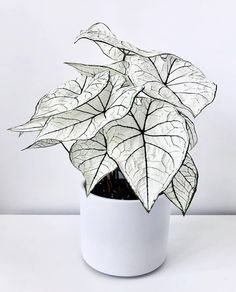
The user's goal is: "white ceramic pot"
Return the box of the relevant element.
[79,192,171,277]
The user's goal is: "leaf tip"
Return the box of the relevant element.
[74,35,82,44]
[7,126,17,132]
[21,146,30,151]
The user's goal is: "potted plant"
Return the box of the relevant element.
[10,23,217,277]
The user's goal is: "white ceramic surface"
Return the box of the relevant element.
[79,192,171,277]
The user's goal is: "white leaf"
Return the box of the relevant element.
[65,61,129,76]
[33,71,109,119]
[127,54,217,116]
[179,112,198,150]
[104,98,189,211]
[75,23,160,61]
[37,75,142,141]
[163,153,198,214]
[70,132,117,194]
[25,139,61,149]
[10,71,109,133]
[9,117,47,132]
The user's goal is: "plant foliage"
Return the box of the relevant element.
[10,23,217,213]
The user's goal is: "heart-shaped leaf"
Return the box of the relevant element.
[65,62,148,106]
[126,54,217,116]
[163,153,198,214]
[37,75,142,142]
[10,71,109,133]
[70,132,117,194]
[104,98,189,211]
[33,71,109,119]
[75,23,160,61]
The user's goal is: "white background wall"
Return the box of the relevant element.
[0,0,235,214]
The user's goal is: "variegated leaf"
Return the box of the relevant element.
[37,75,142,142]
[25,139,61,149]
[10,71,109,133]
[104,98,189,211]
[33,71,109,119]
[179,112,198,150]
[75,22,160,61]
[70,132,117,194]
[65,63,144,105]
[9,117,47,132]
[65,61,129,76]
[126,54,217,117]
[163,153,198,215]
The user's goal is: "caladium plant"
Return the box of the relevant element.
[10,23,217,213]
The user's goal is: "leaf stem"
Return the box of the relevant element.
[60,142,69,154]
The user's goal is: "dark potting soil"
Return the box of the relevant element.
[92,168,138,200]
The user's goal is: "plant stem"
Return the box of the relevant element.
[60,142,69,154]
[106,173,113,195]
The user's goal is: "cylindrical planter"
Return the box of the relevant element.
[79,192,171,277]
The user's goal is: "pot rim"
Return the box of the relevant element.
[89,192,138,203]
[86,192,164,205]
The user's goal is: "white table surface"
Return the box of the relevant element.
[0,215,235,292]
